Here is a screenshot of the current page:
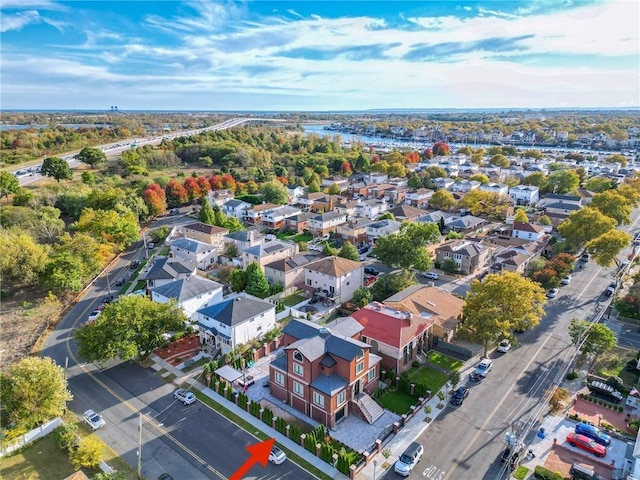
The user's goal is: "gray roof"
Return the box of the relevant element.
[310,373,348,396]
[244,240,292,258]
[197,296,274,327]
[225,229,262,242]
[271,352,287,372]
[319,355,337,368]
[545,202,581,211]
[283,318,368,361]
[151,276,222,302]
[171,238,214,254]
[264,253,321,273]
[447,215,486,229]
[145,257,194,280]
[224,199,249,208]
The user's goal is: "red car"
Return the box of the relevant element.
[566,432,607,457]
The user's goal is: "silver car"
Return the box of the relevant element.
[174,388,196,405]
[83,409,106,430]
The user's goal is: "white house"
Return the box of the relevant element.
[150,276,224,318]
[366,219,402,243]
[261,205,302,229]
[170,238,218,269]
[207,189,234,208]
[144,257,196,290]
[304,256,364,304]
[287,185,305,203]
[364,172,389,185]
[432,177,455,191]
[354,198,388,219]
[195,294,276,355]
[451,179,481,193]
[479,182,509,196]
[511,222,547,241]
[508,185,540,206]
[222,199,251,220]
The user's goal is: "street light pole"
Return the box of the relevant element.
[373,460,378,480]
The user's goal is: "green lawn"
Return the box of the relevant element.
[407,366,449,393]
[377,390,419,415]
[275,232,313,244]
[593,347,639,388]
[426,351,464,372]
[1,435,77,480]
[281,291,306,307]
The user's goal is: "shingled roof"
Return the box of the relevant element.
[151,276,222,302]
[197,296,274,327]
[306,256,362,277]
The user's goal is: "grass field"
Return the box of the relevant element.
[0,435,77,480]
[281,291,306,307]
[407,366,449,393]
[593,347,639,388]
[275,232,313,244]
[377,390,418,415]
[426,351,464,372]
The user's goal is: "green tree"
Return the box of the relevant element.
[229,268,248,292]
[338,241,360,261]
[546,169,579,194]
[0,228,49,286]
[259,181,288,204]
[461,272,547,355]
[76,146,107,167]
[584,177,615,193]
[370,271,417,302]
[521,172,547,188]
[539,215,552,226]
[425,166,447,179]
[199,197,216,224]
[71,435,103,470]
[0,171,20,201]
[322,242,338,256]
[373,222,439,272]
[328,183,341,195]
[513,209,529,223]
[224,242,238,258]
[568,319,617,358]
[0,357,72,432]
[353,287,372,307]
[353,152,370,172]
[377,212,395,221]
[73,208,139,251]
[428,189,456,210]
[75,295,187,363]
[557,207,616,249]
[245,268,270,298]
[586,230,632,267]
[225,216,245,232]
[308,180,321,193]
[469,174,490,184]
[41,157,73,182]
[489,154,509,169]
[81,171,96,185]
[590,190,632,225]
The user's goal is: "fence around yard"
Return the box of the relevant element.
[0,417,63,457]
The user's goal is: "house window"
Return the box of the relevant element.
[293,381,304,397]
[313,392,324,407]
[274,372,284,386]
[367,368,376,382]
[257,325,262,332]
[356,349,364,360]
[293,363,304,376]
[356,361,364,374]
[337,390,346,405]
[293,351,303,362]
[307,279,312,286]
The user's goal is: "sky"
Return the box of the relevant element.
[1,0,639,111]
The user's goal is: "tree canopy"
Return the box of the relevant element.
[41,157,73,182]
[428,189,456,210]
[338,241,360,261]
[373,221,439,272]
[76,146,107,167]
[590,190,632,225]
[245,266,270,298]
[370,270,417,302]
[557,207,616,249]
[259,181,288,204]
[199,197,216,224]
[545,169,579,194]
[0,171,20,200]
[586,229,632,267]
[568,319,616,356]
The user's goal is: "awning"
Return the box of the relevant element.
[214,365,243,383]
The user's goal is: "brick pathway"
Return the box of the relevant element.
[544,443,612,479]
[569,397,631,433]
[154,334,200,365]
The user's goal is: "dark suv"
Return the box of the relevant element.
[588,381,624,403]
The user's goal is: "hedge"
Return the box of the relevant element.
[534,465,565,480]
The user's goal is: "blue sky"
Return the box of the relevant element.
[1,0,638,111]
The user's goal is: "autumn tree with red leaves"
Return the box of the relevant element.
[422,148,434,160]
[183,177,202,202]
[404,151,420,163]
[220,174,236,191]
[339,161,353,176]
[143,184,166,217]
[432,142,451,156]
[165,179,188,208]
[208,175,222,190]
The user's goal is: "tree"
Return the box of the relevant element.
[353,287,372,307]
[370,271,417,302]
[41,157,73,182]
[71,435,103,470]
[183,177,202,202]
[584,177,615,193]
[373,222,439,272]
[225,216,245,232]
[469,174,490,184]
[308,180,321,193]
[557,207,616,249]
[378,212,395,221]
[224,242,238,258]
[76,146,106,167]
[245,267,270,298]
[81,171,96,185]
[143,183,167,217]
[75,295,187,363]
[521,172,547,188]
[568,319,616,358]
[432,142,451,156]
[322,242,338,256]
[459,190,512,218]
[165,179,189,207]
[214,208,228,228]
[461,272,547,356]
[353,152,370,172]
[338,241,360,261]
[539,215,552,226]
[229,268,248,292]
[0,356,72,432]
[0,228,49,286]
[513,209,529,223]
[489,154,509,169]
[425,166,447,179]
[586,230,632,267]
[260,181,288,204]
[428,189,456,210]
[590,190,632,225]
[546,169,580,194]
[0,171,20,201]
[328,183,341,195]
[199,197,216,224]
[73,208,139,251]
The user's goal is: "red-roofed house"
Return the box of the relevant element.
[350,301,436,374]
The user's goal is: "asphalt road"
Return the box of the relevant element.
[41,217,315,480]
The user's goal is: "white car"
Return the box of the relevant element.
[87,310,102,323]
[421,271,439,280]
[547,288,559,298]
[174,388,196,405]
[269,445,287,465]
[561,275,572,285]
[497,339,511,353]
[83,409,106,430]
[475,359,493,377]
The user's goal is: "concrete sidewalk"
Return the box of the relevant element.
[149,353,348,480]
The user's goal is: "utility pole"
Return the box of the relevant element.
[137,413,142,479]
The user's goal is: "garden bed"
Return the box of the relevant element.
[377,390,418,415]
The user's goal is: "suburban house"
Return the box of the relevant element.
[196,294,276,355]
[451,179,481,193]
[207,189,235,208]
[434,239,492,274]
[321,176,349,190]
[170,238,218,269]
[404,189,433,207]
[364,172,388,185]
[269,316,382,427]
[336,218,372,246]
[183,222,229,255]
[537,194,583,216]
[347,183,369,199]
[284,212,313,234]
[366,219,402,243]
[444,215,487,235]
[150,276,224,317]
[366,184,395,200]
[224,230,264,254]
[384,285,465,344]
[261,205,302,229]
[308,211,348,236]
[304,256,364,304]
[351,301,436,374]
[490,245,536,274]
[387,204,425,221]
[354,198,388,219]
[512,222,547,241]
[479,183,509,196]
[297,192,329,211]
[416,211,453,226]
[509,185,540,206]
[287,185,305,203]
[242,239,298,270]
[144,257,196,289]
[222,198,251,219]
[264,253,322,294]
[244,203,281,224]
[432,177,455,191]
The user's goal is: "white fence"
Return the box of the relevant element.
[276,308,307,321]
[0,417,63,457]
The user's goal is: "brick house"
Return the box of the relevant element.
[434,239,492,274]
[183,222,229,256]
[269,316,382,427]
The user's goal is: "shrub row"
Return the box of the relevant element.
[534,465,565,480]
[578,393,624,412]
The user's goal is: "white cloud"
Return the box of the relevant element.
[0,0,64,10]
[0,10,41,32]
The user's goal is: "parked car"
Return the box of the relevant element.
[474,359,493,377]
[469,372,483,383]
[497,339,511,353]
[268,445,287,465]
[604,282,616,297]
[158,474,174,480]
[569,462,602,480]
[87,310,102,323]
[575,422,611,446]
[580,252,590,262]
[174,388,196,405]
[561,275,572,285]
[566,432,607,457]
[83,409,106,430]
[115,279,125,287]
[546,288,559,298]
[394,442,423,477]
[450,386,469,406]
[130,260,141,269]
[364,267,380,276]
[421,271,439,280]
[147,242,155,249]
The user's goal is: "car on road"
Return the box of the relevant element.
[394,442,423,476]
[115,278,125,286]
[546,288,559,298]
[364,267,380,276]
[604,282,616,297]
[474,359,493,377]
[561,275,572,285]
[174,388,196,405]
[130,260,141,269]
[450,386,469,406]
[147,242,155,249]
[497,339,511,353]
[269,445,287,465]
[469,372,483,383]
[566,432,607,457]
[158,474,174,480]
[421,271,439,280]
[83,409,106,430]
[575,422,611,446]
[580,252,590,262]
[87,310,102,323]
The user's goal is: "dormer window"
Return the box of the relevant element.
[293,351,303,362]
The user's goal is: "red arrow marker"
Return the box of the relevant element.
[229,438,275,480]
